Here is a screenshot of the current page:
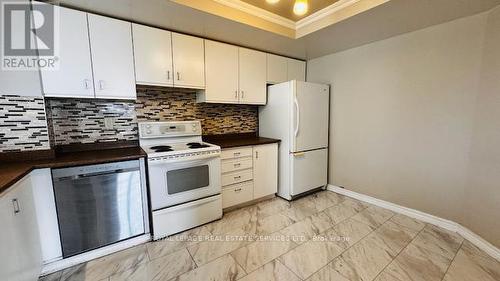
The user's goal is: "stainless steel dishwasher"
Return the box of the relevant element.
[52,159,148,258]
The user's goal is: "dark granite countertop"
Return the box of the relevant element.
[0,141,146,194]
[203,133,280,149]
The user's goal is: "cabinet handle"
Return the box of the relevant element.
[167,71,170,80]
[234,188,242,192]
[234,176,241,180]
[12,199,20,214]
[234,163,241,167]
[177,72,180,81]
[84,79,91,89]
[241,90,245,99]
[233,152,241,157]
[234,90,238,99]
[98,80,105,90]
[255,151,259,159]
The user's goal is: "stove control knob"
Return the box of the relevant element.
[146,130,152,134]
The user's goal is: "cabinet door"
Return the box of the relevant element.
[132,24,173,87]
[287,59,306,81]
[253,143,278,199]
[267,54,287,84]
[239,48,267,105]
[204,40,239,103]
[172,33,205,89]
[0,176,41,281]
[41,6,94,98]
[88,14,136,99]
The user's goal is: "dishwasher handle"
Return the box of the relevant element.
[54,167,139,181]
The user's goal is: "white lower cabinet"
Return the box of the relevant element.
[222,181,254,209]
[253,143,279,199]
[0,174,42,281]
[221,143,278,209]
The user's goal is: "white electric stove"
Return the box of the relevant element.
[139,121,222,240]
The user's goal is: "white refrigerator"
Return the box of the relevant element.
[259,80,329,200]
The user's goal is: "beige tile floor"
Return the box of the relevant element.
[39,190,500,281]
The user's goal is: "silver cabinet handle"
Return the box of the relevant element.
[12,198,20,214]
[167,71,170,80]
[234,163,241,167]
[234,176,241,180]
[98,80,105,90]
[234,188,242,192]
[84,79,91,89]
[241,90,244,99]
[234,90,238,99]
[233,152,241,156]
[177,72,180,80]
[255,151,259,159]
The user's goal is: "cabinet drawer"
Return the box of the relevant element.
[222,181,253,208]
[221,147,253,160]
[222,169,253,186]
[221,157,253,173]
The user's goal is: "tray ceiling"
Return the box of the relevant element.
[240,0,341,21]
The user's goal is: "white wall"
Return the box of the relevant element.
[308,10,500,247]
[462,6,500,247]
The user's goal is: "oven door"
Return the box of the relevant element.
[148,155,221,210]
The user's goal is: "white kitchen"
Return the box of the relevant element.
[0,0,499,281]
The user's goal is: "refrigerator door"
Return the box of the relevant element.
[290,148,328,196]
[291,81,330,152]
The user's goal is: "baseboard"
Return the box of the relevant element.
[327,184,500,262]
[40,234,151,276]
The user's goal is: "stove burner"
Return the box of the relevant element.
[188,143,210,149]
[151,145,172,150]
[150,145,174,152]
[154,148,174,152]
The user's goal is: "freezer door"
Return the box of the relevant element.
[291,81,330,152]
[290,148,328,196]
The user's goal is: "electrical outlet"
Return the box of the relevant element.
[104,117,115,130]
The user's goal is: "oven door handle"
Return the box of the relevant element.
[148,154,219,166]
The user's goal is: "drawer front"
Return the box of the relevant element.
[221,157,253,174]
[222,169,253,186]
[221,147,253,160]
[222,181,253,208]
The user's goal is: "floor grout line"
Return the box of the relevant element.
[439,239,464,281]
[290,204,387,281]
[370,223,428,281]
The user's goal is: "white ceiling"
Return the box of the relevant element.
[50,0,500,60]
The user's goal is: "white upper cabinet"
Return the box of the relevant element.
[287,59,306,81]
[132,24,173,87]
[88,14,136,100]
[201,41,267,105]
[239,48,267,105]
[41,7,94,98]
[172,33,205,89]
[203,40,239,103]
[267,54,288,84]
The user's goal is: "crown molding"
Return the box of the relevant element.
[213,0,296,29]
[296,0,361,29]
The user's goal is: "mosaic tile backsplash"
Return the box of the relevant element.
[43,87,258,146]
[45,98,138,145]
[0,95,50,152]
[136,86,258,135]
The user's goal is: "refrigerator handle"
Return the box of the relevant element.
[294,98,300,136]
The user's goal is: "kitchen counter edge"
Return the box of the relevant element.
[0,146,146,195]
